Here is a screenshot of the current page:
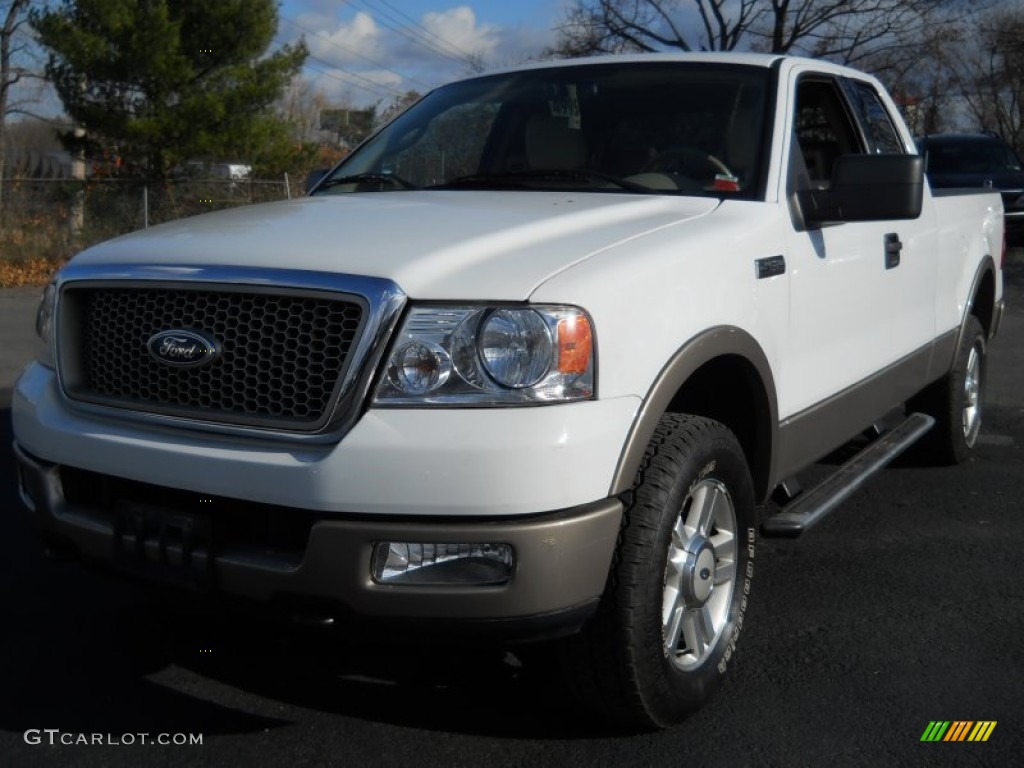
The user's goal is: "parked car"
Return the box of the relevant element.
[175,161,252,181]
[917,132,1024,246]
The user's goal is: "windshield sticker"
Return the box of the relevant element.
[714,174,740,192]
[549,84,582,130]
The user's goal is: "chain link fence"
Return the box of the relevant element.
[0,177,292,263]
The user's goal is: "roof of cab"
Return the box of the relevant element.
[475,51,782,78]
[455,51,877,86]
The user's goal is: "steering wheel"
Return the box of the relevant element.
[641,147,733,182]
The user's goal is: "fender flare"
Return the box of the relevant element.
[608,326,779,499]
[956,255,997,354]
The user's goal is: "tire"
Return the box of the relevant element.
[909,315,986,465]
[561,414,756,730]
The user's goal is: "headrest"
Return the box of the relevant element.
[524,114,587,169]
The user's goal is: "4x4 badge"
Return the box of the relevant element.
[147,329,221,368]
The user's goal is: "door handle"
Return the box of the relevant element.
[884,233,902,269]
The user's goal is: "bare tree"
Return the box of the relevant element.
[277,77,332,144]
[855,10,969,136]
[752,1,944,64]
[375,90,422,128]
[1,0,37,212]
[949,7,1024,154]
[901,49,960,135]
[550,0,978,75]
[550,0,762,55]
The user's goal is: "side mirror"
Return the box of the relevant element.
[799,154,924,225]
[305,169,329,194]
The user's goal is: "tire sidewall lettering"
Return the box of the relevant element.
[718,526,755,676]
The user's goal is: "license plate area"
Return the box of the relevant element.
[113,502,214,589]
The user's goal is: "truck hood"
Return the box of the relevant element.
[71,191,719,299]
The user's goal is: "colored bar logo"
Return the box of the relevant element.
[920,721,997,742]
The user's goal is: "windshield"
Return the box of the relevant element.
[314,62,771,198]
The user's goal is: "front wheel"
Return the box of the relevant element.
[561,414,756,730]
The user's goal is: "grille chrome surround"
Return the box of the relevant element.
[54,264,406,440]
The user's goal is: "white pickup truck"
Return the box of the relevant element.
[13,53,1006,729]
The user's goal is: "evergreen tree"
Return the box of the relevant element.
[33,0,307,177]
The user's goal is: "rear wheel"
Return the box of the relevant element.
[910,315,986,464]
[561,414,756,730]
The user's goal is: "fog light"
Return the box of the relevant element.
[371,542,514,585]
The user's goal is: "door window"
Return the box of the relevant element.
[846,81,905,154]
[792,78,863,187]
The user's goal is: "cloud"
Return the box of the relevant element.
[419,6,500,59]
[311,67,405,105]
[492,23,557,67]
[281,4,555,106]
[304,11,381,64]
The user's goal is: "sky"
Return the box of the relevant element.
[274,1,568,107]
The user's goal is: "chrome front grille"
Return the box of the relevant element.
[60,283,366,431]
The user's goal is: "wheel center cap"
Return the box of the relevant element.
[683,538,716,605]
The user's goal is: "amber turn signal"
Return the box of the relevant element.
[558,313,593,374]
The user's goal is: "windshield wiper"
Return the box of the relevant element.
[435,168,658,193]
[315,173,420,191]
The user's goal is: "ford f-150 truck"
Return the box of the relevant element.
[12,53,1006,729]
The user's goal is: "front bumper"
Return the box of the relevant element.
[15,442,622,640]
[13,362,640,517]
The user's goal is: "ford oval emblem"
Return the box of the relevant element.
[147,329,221,368]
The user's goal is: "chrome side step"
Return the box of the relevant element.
[761,412,935,538]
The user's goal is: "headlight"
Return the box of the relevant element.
[386,341,452,394]
[479,309,553,388]
[35,281,57,368]
[374,305,595,405]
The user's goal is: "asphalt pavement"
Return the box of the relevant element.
[1,263,1022,767]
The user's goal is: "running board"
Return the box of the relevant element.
[761,412,935,538]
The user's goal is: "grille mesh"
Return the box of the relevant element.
[66,287,363,429]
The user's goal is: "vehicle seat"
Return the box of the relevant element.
[798,141,836,185]
[524,114,588,170]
